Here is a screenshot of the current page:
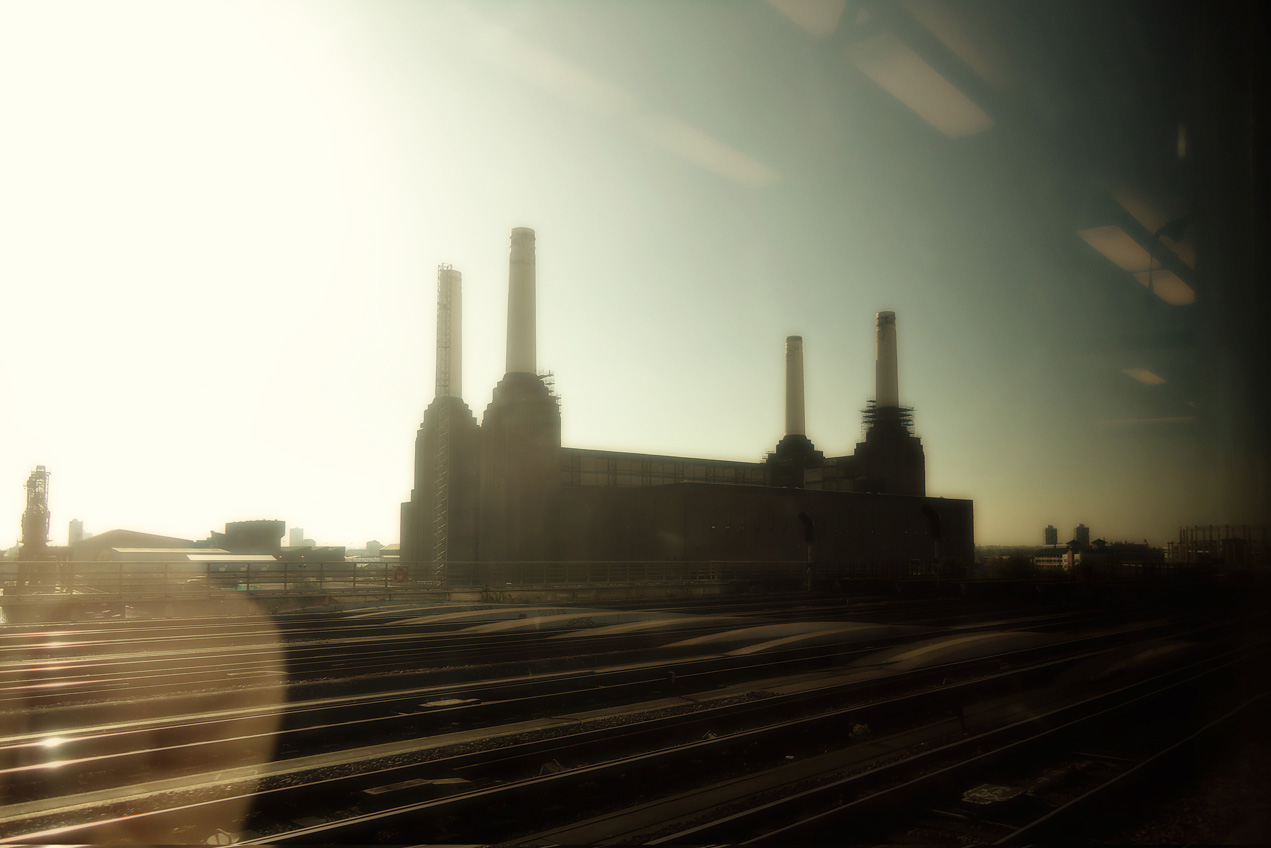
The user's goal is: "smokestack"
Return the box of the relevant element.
[434,265,462,398]
[506,227,536,375]
[875,311,899,408]
[785,335,806,436]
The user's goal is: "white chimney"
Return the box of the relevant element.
[506,227,536,375]
[875,311,899,408]
[785,335,806,436]
[435,266,462,398]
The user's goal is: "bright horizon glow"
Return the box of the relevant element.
[1,1,1223,550]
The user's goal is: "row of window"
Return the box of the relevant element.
[561,455,768,487]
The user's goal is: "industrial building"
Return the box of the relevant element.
[400,229,973,582]
[64,521,289,562]
[1168,525,1269,567]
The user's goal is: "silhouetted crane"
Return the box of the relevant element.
[19,465,50,561]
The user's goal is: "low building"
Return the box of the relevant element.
[206,520,286,556]
[279,545,347,564]
[70,530,197,562]
[1034,550,1079,572]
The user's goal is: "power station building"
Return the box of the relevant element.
[400,228,973,580]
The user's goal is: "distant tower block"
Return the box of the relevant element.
[1074,523,1091,547]
[785,336,806,436]
[875,311,899,408]
[1045,524,1058,546]
[435,266,462,398]
[506,227,536,375]
[69,518,84,546]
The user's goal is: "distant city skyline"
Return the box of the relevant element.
[4,2,1262,550]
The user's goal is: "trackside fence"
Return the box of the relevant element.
[0,558,1226,602]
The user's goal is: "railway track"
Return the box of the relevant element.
[0,601,1101,711]
[989,690,1268,845]
[0,608,1238,843]
[0,612,1108,778]
[0,607,1121,766]
[643,647,1267,846]
[253,622,1258,845]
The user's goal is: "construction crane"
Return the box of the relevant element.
[19,465,50,561]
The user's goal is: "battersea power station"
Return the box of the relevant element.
[401,228,973,580]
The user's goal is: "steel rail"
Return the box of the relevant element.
[509,639,1261,845]
[244,633,1257,845]
[0,608,1176,763]
[0,595,992,642]
[0,596,1043,689]
[0,594,1088,667]
[0,606,1112,713]
[0,596,1070,661]
[726,646,1268,844]
[0,616,1212,842]
[16,616,1215,844]
[990,690,1270,846]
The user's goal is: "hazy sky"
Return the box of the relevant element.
[2,1,1213,548]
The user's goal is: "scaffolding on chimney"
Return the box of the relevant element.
[539,370,561,407]
[861,399,914,433]
[433,264,453,583]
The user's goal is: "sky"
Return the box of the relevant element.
[0,0,1227,548]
